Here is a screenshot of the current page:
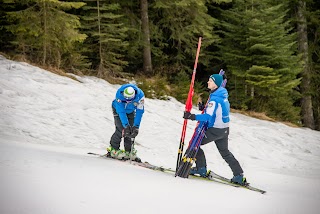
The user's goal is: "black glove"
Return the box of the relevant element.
[198,101,205,111]
[123,125,132,137]
[183,111,196,120]
[131,126,139,138]
[222,73,227,80]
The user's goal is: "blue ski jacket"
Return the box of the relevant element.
[112,84,145,128]
[195,87,230,128]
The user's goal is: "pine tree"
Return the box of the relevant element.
[295,0,315,129]
[219,0,302,122]
[0,0,15,53]
[150,0,217,72]
[80,0,129,78]
[215,2,245,108]
[140,0,153,75]
[5,0,86,68]
[305,0,320,130]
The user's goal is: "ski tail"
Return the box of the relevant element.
[207,170,266,194]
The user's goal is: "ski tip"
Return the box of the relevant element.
[87,152,98,155]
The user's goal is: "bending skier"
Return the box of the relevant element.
[183,74,247,185]
[108,83,145,162]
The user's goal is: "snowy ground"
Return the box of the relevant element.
[1,55,320,214]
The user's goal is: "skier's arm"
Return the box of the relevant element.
[113,101,130,127]
[195,101,217,122]
[133,96,145,127]
[195,113,212,122]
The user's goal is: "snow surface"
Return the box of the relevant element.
[1,55,320,214]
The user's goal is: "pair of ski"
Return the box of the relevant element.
[87,152,164,171]
[87,152,266,194]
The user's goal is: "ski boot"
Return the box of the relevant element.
[189,166,208,177]
[124,148,141,162]
[107,147,126,160]
[231,174,248,186]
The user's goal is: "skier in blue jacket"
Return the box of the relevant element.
[108,83,145,161]
[183,74,247,185]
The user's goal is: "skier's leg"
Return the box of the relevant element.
[195,147,207,168]
[191,127,216,169]
[110,107,123,150]
[214,128,243,176]
[124,111,135,152]
[190,128,210,176]
[195,127,219,168]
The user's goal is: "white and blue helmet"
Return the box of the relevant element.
[123,86,135,100]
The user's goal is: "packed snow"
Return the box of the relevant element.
[1,55,320,214]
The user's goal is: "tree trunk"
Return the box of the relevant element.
[140,0,152,75]
[43,0,47,66]
[97,0,104,78]
[297,0,315,129]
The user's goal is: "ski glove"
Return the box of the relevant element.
[123,125,132,137]
[183,111,196,120]
[131,126,139,138]
[198,101,205,111]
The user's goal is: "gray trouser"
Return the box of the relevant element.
[110,107,134,152]
[195,127,243,176]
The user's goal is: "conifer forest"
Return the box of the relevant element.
[1,0,319,130]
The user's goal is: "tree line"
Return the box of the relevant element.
[0,0,319,130]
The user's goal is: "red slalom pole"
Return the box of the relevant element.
[175,37,202,174]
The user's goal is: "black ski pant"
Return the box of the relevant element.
[110,107,135,152]
[195,127,244,176]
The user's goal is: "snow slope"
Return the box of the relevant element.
[1,55,320,214]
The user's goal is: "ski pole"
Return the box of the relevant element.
[177,122,208,178]
[176,37,202,173]
[130,138,135,164]
[177,69,225,173]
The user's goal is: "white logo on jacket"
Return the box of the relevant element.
[206,101,229,128]
[137,97,145,110]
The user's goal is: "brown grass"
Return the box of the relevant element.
[39,66,82,82]
[1,53,82,83]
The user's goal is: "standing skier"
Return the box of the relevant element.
[183,74,247,185]
[108,83,145,161]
